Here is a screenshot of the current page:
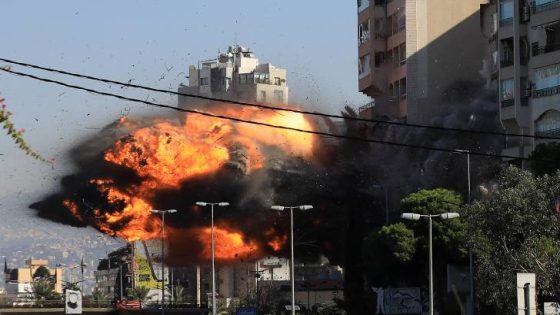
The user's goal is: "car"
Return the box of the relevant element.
[115,299,141,310]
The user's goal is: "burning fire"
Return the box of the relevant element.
[196,226,262,260]
[61,105,315,260]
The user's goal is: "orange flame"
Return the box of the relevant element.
[63,199,83,222]
[86,105,315,249]
[196,226,262,261]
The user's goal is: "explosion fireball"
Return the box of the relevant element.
[48,104,315,262]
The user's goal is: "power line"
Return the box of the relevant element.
[0,57,556,141]
[0,67,545,162]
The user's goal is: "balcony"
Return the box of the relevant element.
[531,0,560,13]
[534,85,560,97]
[532,42,560,56]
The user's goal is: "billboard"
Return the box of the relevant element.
[65,289,82,314]
[133,240,169,302]
[374,287,422,314]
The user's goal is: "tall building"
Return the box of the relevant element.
[357,0,487,123]
[488,0,560,160]
[178,45,289,107]
[4,258,63,296]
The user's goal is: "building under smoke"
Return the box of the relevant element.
[178,44,289,107]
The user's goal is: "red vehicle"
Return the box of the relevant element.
[115,299,142,310]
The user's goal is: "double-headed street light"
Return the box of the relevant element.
[195,201,229,315]
[401,212,460,315]
[150,209,177,315]
[271,205,313,315]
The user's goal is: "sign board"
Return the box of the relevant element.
[373,287,421,314]
[236,307,258,315]
[65,289,82,314]
[285,304,301,311]
[544,302,560,315]
[260,256,281,266]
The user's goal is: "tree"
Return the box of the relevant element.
[32,278,56,301]
[172,285,185,304]
[363,222,416,286]
[364,188,468,313]
[468,166,560,314]
[92,288,107,306]
[128,286,150,302]
[33,266,51,280]
[529,142,560,176]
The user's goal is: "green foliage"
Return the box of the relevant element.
[468,166,560,313]
[0,97,50,163]
[529,142,560,176]
[32,278,56,300]
[128,286,150,301]
[92,288,107,302]
[363,223,416,285]
[172,285,185,304]
[401,188,468,260]
[33,266,51,279]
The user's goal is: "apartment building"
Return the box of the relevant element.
[178,45,289,107]
[358,0,487,123]
[490,0,560,159]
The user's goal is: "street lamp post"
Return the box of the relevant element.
[401,212,460,315]
[150,209,177,315]
[271,204,313,315]
[195,201,229,315]
[455,148,474,315]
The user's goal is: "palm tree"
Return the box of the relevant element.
[173,285,185,304]
[129,287,150,304]
[92,288,107,307]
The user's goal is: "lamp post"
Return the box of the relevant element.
[195,202,229,315]
[455,148,474,315]
[270,204,313,315]
[401,212,460,315]
[150,209,177,315]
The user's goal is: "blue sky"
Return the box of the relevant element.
[0,0,369,197]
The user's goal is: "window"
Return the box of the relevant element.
[392,12,399,34]
[535,110,560,137]
[500,1,513,25]
[534,63,560,97]
[399,77,407,99]
[358,0,369,12]
[274,77,281,85]
[359,20,370,45]
[359,54,371,78]
[273,90,284,103]
[532,0,560,13]
[374,52,385,67]
[398,14,406,32]
[500,78,514,104]
[200,77,209,85]
[374,18,386,39]
[239,74,246,84]
[260,90,266,101]
[500,38,514,67]
[399,43,406,65]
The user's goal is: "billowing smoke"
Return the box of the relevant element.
[30,85,502,311]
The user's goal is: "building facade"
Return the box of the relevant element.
[357,0,487,123]
[489,0,560,159]
[4,258,63,296]
[178,45,289,107]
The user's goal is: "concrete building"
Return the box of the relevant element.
[178,44,289,107]
[93,268,119,298]
[484,0,560,160]
[357,0,487,123]
[4,258,63,296]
